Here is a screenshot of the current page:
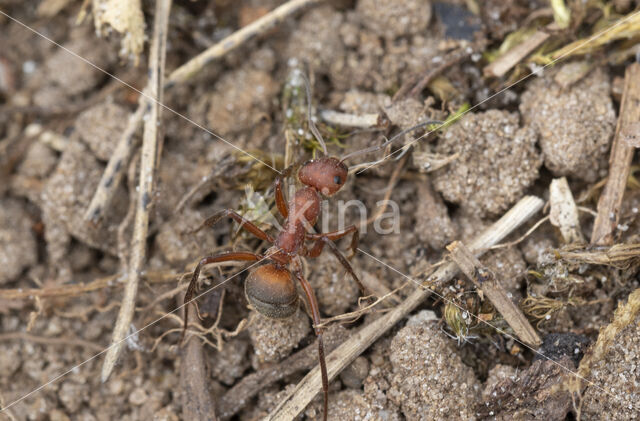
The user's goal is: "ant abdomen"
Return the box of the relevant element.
[245,264,298,319]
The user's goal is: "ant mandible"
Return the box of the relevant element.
[180,72,441,420]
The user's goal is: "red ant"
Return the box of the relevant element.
[180,72,441,420]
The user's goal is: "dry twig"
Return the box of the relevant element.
[266,195,544,420]
[166,0,319,87]
[84,104,145,223]
[101,0,172,382]
[0,332,104,352]
[555,243,640,269]
[483,29,551,78]
[0,270,181,300]
[447,241,541,347]
[591,63,640,245]
[180,296,218,421]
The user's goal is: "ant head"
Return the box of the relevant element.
[298,157,348,196]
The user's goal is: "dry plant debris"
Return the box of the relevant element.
[479,356,575,419]
[101,0,172,382]
[91,0,145,64]
[448,241,541,347]
[592,63,640,245]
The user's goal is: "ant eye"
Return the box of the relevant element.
[333,175,341,185]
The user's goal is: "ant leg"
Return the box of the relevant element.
[293,270,329,421]
[273,164,295,219]
[320,237,370,296]
[307,225,359,258]
[305,230,369,296]
[192,209,274,243]
[181,251,262,343]
[274,176,288,219]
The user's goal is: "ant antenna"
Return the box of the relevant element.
[340,119,443,163]
[300,72,328,156]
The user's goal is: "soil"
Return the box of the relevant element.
[2,1,640,420]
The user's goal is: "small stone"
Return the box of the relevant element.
[155,208,219,264]
[383,97,424,131]
[482,247,527,297]
[75,102,129,160]
[129,387,148,406]
[481,364,516,401]
[49,409,71,421]
[153,407,180,421]
[415,181,458,249]
[17,141,58,178]
[43,32,113,96]
[59,381,86,412]
[109,378,124,395]
[340,356,370,389]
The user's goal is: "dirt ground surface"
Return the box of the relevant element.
[2,0,640,420]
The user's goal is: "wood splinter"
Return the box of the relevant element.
[591,62,640,246]
[447,241,541,348]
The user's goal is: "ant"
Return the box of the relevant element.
[180,71,441,420]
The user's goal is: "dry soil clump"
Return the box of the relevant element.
[41,140,126,258]
[388,311,481,420]
[204,66,279,138]
[433,110,542,217]
[520,67,616,182]
[356,0,432,39]
[0,198,37,284]
[581,313,640,419]
[75,102,129,161]
[247,307,310,363]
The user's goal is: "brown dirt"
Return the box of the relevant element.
[2,1,640,420]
